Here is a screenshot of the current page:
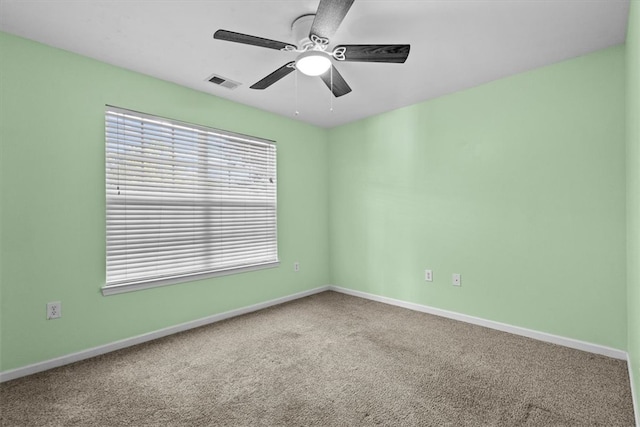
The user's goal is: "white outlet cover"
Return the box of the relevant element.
[452,274,461,286]
[425,269,433,282]
[47,301,62,319]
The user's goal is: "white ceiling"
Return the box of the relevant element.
[0,0,630,128]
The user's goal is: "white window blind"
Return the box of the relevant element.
[104,106,278,295]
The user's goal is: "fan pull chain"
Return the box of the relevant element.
[294,69,299,116]
[330,66,334,113]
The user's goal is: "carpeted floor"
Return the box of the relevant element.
[0,291,635,426]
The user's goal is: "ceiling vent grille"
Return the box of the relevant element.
[206,74,241,90]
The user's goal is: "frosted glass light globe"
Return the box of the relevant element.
[295,51,332,76]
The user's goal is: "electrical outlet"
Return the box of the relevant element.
[294,261,300,272]
[425,269,433,282]
[452,274,461,287]
[47,301,62,319]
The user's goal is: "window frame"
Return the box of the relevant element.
[102,106,279,296]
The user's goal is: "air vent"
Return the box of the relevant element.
[206,73,241,90]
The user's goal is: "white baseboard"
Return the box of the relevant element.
[2,283,638,423]
[0,286,330,383]
[629,354,640,427]
[0,284,631,388]
[328,285,628,360]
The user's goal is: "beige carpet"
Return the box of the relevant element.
[0,291,635,426]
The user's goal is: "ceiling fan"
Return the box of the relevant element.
[213,0,410,97]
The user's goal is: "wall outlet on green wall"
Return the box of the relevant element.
[453,274,461,287]
[46,302,62,320]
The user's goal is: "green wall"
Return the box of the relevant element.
[0,32,330,372]
[0,26,633,390]
[329,46,627,350]
[627,0,640,414]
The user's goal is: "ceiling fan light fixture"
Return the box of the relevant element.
[295,50,332,76]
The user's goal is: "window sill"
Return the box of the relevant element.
[101,261,280,296]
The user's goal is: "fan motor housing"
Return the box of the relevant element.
[291,14,316,48]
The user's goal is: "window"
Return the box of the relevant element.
[104,106,278,295]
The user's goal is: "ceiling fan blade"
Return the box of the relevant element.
[250,62,296,90]
[334,44,411,63]
[319,65,352,97]
[309,0,355,41]
[214,30,295,51]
